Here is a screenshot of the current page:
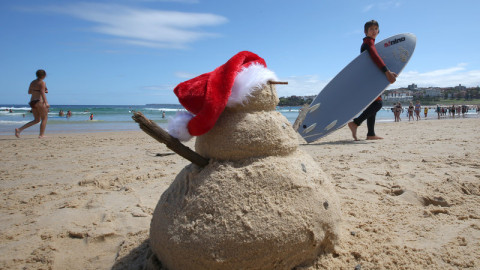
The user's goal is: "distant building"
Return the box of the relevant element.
[408,83,418,90]
[454,84,466,90]
[382,89,413,102]
[424,87,442,97]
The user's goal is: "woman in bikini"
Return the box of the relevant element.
[408,101,414,121]
[394,102,402,122]
[414,100,421,121]
[15,69,50,138]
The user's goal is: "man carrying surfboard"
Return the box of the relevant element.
[348,20,397,141]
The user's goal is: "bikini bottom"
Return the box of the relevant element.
[29,99,40,108]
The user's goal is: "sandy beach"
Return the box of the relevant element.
[1,117,479,269]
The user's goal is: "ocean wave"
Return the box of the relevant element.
[47,112,90,115]
[45,119,105,124]
[143,108,186,112]
[0,107,31,111]
[276,108,300,112]
[0,112,28,116]
[0,120,29,125]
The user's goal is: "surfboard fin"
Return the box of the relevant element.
[324,120,337,131]
[309,103,321,113]
[303,123,316,134]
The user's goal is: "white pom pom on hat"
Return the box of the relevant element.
[227,62,278,107]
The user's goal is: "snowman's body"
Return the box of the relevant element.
[149,84,341,270]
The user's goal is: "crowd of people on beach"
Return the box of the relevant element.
[391,101,479,122]
[435,104,478,119]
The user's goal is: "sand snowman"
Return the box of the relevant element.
[148,51,341,270]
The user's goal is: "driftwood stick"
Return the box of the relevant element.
[268,81,288,85]
[132,112,210,167]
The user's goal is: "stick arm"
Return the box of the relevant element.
[132,112,209,167]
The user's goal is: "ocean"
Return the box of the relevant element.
[1,104,478,136]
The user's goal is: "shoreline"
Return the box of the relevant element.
[1,112,479,137]
[2,103,478,137]
[1,117,479,269]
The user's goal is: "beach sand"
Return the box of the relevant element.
[1,117,479,269]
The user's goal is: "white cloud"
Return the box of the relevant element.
[45,3,227,49]
[140,72,195,93]
[394,63,480,88]
[276,75,329,98]
[362,4,374,12]
[363,2,402,12]
[142,84,176,91]
[277,64,480,99]
[174,71,198,79]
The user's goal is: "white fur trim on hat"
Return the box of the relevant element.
[167,111,194,141]
[227,63,278,107]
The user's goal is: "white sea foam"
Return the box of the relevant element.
[0,112,28,116]
[0,120,29,125]
[0,107,31,111]
[276,108,300,112]
[144,108,186,112]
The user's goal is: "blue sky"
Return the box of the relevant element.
[1,0,479,105]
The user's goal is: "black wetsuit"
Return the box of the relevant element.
[353,37,388,137]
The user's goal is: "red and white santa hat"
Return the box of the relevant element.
[168,51,278,141]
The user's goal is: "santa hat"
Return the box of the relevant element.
[168,51,278,141]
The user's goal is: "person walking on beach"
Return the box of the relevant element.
[394,102,402,122]
[461,105,467,117]
[424,106,428,118]
[414,100,421,121]
[348,20,397,141]
[408,101,414,121]
[15,69,50,138]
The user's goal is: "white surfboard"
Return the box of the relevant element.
[296,33,416,143]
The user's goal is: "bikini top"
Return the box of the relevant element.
[31,88,48,92]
